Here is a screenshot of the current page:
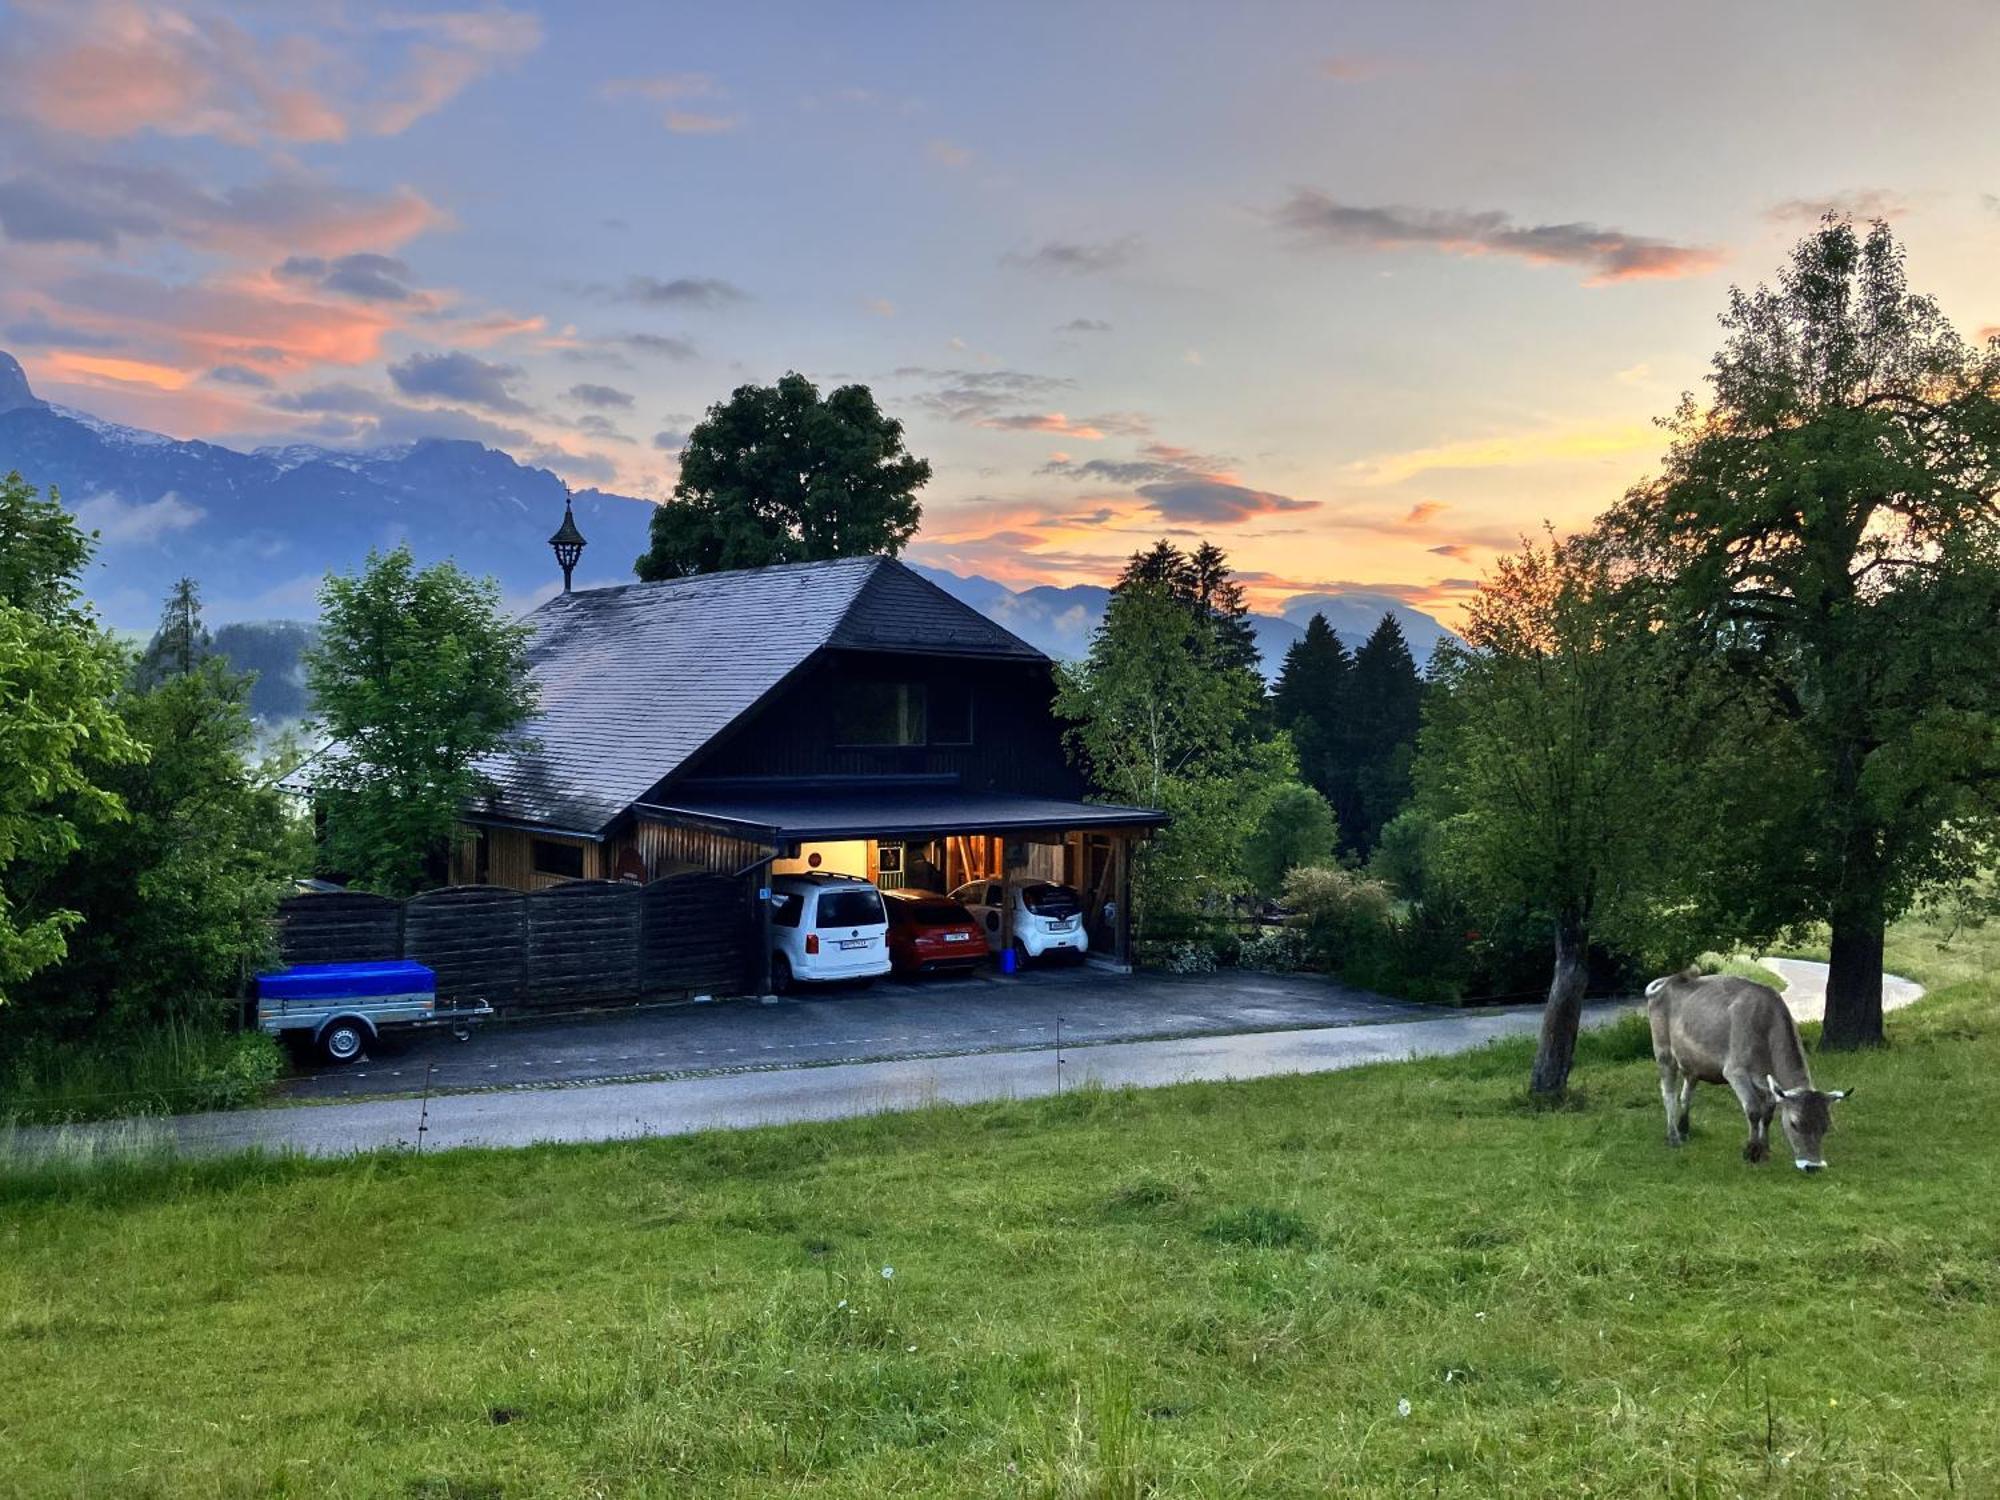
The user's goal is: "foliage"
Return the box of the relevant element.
[1367,805,1446,903]
[306,546,536,896]
[635,373,930,579]
[1593,216,2000,1046]
[0,473,141,1008]
[1234,924,1307,973]
[1243,781,1338,898]
[2,1024,282,1124]
[8,913,1990,1495]
[1280,864,1395,973]
[1417,534,1742,1089]
[1270,610,1349,814]
[1056,549,1284,930]
[1118,539,1261,679]
[12,582,306,1040]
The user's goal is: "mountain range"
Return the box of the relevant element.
[0,349,1453,716]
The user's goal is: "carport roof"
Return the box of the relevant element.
[635,784,1168,843]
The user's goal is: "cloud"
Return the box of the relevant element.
[0,161,443,255]
[1057,318,1112,334]
[602,73,739,132]
[50,268,406,371]
[1002,236,1141,275]
[275,252,420,303]
[1767,190,1908,224]
[899,365,1072,424]
[72,490,205,545]
[864,297,896,318]
[1321,55,1399,82]
[926,139,972,168]
[1,2,540,145]
[2,309,122,348]
[621,332,700,360]
[652,429,687,452]
[597,274,748,307]
[207,363,273,389]
[663,111,740,134]
[573,413,630,442]
[1427,543,1475,560]
[565,382,634,409]
[1354,423,1658,484]
[979,410,1151,440]
[387,351,530,413]
[1135,479,1318,524]
[1403,501,1446,525]
[267,380,533,448]
[1274,191,1723,285]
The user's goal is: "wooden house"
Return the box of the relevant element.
[455,555,1164,979]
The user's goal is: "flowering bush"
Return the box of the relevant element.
[1236,926,1307,973]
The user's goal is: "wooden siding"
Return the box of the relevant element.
[451,825,603,892]
[665,652,1081,797]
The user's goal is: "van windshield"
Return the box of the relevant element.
[816,889,886,928]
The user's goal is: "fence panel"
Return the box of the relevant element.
[640,872,754,997]
[276,891,403,967]
[523,880,643,1008]
[404,885,528,1010]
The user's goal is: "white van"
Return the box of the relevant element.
[769,873,892,993]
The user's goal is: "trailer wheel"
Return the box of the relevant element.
[319,1017,370,1065]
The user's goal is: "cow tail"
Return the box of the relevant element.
[1647,964,1702,998]
[1644,977,1669,998]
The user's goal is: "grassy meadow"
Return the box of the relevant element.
[2,916,1994,1497]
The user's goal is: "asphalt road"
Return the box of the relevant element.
[278,962,1436,1101]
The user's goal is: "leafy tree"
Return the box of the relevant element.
[1057,546,1283,928]
[1418,536,1736,1094]
[0,473,140,1007]
[133,576,211,689]
[1244,782,1339,898]
[1595,218,2000,1048]
[635,373,930,579]
[20,583,304,1036]
[1119,539,1261,679]
[1345,614,1424,849]
[306,546,536,896]
[1272,613,1350,812]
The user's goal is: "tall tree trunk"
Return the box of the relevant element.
[1530,917,1589,1096]
[1823,886,1886,1050]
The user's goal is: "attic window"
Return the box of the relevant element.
[531,838,586,878]
[835,682,926,747]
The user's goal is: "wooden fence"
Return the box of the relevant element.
[276,873,755,1012]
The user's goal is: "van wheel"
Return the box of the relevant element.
[320,1018,369,1065]
[770,954,794,995]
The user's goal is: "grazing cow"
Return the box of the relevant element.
[1645,967,1852,1171]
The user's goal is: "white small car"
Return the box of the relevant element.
[949,878,1090,963]
[769,873,892,993]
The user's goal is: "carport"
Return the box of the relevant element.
[632,777,1166,985]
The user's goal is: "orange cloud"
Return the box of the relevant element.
[1352,423,1659,485]
[1402,500,1446,525]
[40,351,195,390]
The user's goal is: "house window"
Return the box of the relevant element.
[835,682,926,747]
[929,682,974,745]
[531,838,586,879]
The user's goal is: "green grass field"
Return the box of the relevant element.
[3,918,1994,1498]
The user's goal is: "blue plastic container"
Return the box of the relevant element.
[257,959,436,1002]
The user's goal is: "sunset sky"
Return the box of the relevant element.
[3,0,1998,616]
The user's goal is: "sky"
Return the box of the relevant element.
[2,0,1998,620]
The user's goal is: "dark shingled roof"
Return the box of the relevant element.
[474,556,1044,831]
[637,783,1167,841]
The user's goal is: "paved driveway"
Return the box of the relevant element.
[280,963,1434,1101]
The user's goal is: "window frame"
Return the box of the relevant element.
[530,838,587,879]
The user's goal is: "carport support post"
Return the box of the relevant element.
[998,834,1017,970]
[1115,832,1135,969]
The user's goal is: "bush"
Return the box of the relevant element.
[0,1019,283,1124]
[1368,807,1445,903]
[1155,940,1220,975]
[1243,782,1339,898]
[1236,926,1307,973]
[1281,865,1395,973]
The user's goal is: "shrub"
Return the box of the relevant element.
[1368,806,1446,903]
[1157,940,1219,975]
[1236,926,1307,973]
[1243,782,1339,898]
[1281,865,1395,972]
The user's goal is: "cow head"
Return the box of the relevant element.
[1765,1075,1851,1171]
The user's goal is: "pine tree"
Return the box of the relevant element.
[1118,539,1261,679]
[1272,613,1351,816]
[134,577,211,689]
[1346,614,1424,849]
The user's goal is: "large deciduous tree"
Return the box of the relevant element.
[635,373,930,579]
[0,473,140,1008]
[1596,218,2000,1048]
[1419,536,1736,1095]
[306,546,536,896]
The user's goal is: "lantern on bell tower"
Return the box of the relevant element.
[549,486,587,593]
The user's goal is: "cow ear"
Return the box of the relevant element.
[1826,1087,1851,1102]
[1765,1074,1792,1100]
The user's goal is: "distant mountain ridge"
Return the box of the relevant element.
[0,350,1456,708]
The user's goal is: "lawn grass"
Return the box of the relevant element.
[2,923,1994,1497]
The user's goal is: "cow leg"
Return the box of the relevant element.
[1657,1058,1685,1146]
[1725,1070,1768,1163]
[1674,1073,1695,1139]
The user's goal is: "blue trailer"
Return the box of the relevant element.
[256,960,493,1063]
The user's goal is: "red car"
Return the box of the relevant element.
[882,889,989,977]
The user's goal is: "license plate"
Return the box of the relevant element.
[943,932,971,943]
[839,938,872,950]
[1053,918,1078,932]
